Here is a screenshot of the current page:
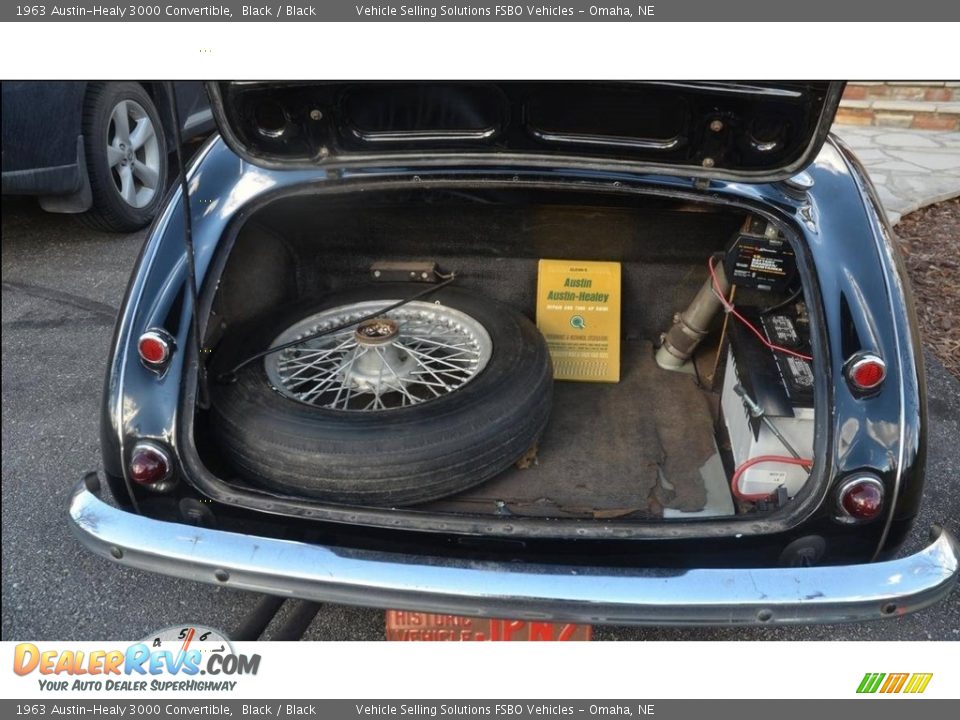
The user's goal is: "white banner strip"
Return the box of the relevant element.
[0,23,958,80]
[2,640,958,699]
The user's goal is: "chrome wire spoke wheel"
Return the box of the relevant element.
[264,300,493,411]
[106,98,161,209]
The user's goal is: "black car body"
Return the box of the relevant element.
[2,81,212,230]
[68,82,959,625]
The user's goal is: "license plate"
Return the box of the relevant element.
[385,611,592,641]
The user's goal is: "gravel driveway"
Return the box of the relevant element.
[2,197,958,642]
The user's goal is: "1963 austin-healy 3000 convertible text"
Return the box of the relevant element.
[69,81,959,627]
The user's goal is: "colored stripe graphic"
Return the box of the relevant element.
[857,672,932,694]
[857,673,885,693]
[903,673,933,694]
[880,673,909,693]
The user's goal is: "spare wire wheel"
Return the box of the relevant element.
[265,300,492,411]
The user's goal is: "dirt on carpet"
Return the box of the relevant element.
[895,196,960,380]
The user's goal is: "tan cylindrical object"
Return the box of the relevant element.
[655,262,730,370]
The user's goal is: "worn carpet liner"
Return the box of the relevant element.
[425,340,716,518]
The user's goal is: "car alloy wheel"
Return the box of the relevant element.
[80,82,169,232]
[106,98,161,209]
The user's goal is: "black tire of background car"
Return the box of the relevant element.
[79,82,168,232]
[208,284,554,506]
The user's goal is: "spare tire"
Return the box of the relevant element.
[209,284,553,506]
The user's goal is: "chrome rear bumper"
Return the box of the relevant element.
[69,475,959,626]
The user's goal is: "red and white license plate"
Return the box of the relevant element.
[385,611,592,641]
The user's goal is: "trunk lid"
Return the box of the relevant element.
[206,81,843,182]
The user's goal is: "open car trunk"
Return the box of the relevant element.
[195,184,817,524]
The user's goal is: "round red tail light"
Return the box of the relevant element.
[838,476,884,521]
[129,442,175,492]
[846,354,886,393]
[138,330,172,368]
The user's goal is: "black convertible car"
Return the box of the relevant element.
[68,81,958,626]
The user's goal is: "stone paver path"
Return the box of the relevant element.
[832,125,960,224]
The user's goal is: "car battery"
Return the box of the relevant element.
[720,306,814,498]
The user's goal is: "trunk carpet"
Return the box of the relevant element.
[425,340,717,518]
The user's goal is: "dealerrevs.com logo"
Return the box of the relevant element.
[857,672,933,694]
[12,625,260,692]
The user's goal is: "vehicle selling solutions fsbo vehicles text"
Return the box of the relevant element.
[353,6,655,18]
[354,704,655,716]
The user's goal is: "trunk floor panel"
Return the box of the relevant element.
[425,340,719,519]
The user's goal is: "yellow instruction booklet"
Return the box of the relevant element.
[536,259,621,382]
